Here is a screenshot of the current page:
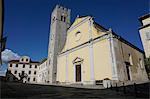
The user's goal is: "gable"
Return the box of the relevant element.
[68,16,89,31]
[61,16,91,52]
[61,17,109,53]
[72,57,84,64]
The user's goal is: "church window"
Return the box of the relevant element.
[26,59,28,61]
[75,31,81,36]
[35,65,37,68]
[139,58,143,69]
[30,65,32,68]
[146,32,150,40]
[129,54,133,65]
[75,31,82,41]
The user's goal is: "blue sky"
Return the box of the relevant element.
[1,0,149,71]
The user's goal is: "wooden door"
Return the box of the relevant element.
[76,64,81,82]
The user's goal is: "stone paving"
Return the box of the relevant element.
[1,81,149,99]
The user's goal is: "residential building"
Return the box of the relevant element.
[37,58,49,83]
[8,56,39,83]
[139,14,150,58]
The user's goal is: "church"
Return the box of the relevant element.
[47,5,148,85]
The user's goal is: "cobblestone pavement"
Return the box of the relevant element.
[1,81,149,99]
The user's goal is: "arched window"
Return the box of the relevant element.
[75,31,82,41]
[129,54,133,65]
[139,58,143,69]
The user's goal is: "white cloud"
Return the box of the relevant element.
[2,49,20,63]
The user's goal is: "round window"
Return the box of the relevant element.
[75,31,81,41]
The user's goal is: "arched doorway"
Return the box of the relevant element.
[125,62,132,80]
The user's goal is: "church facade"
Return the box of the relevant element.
[47,5,148,85]
[55,8,148,85]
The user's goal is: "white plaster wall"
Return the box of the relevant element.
[8,63,39,83]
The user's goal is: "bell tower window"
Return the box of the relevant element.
[61,16,63,21]
[61,15,66,22]
[64,17,66,22]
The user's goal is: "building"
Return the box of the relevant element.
[0,0,6,65]
[0,0,3,59]
[37,58,49,83]
[49,6,149,85]
[0,0,2,42]
[139,14,150,58]
[8,56,39,83]
[47,5,71,83]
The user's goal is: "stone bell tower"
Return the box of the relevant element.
[47,5,71,83]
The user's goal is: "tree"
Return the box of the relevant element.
[19,72,28,82]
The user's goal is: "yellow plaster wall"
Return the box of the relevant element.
[62,17,108,53]
[93,39,112,80]
[56,55,66,82]
[92,25,107,39]
[67,46,91,82]
[70,17,88,28]
[67,21,90,50]
[57,17,113,83]
[57,46,91,82]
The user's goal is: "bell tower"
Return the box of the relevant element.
[47,5,71,83]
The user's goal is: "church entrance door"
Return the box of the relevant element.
[76,64,81,82]
[126,65,131,80]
